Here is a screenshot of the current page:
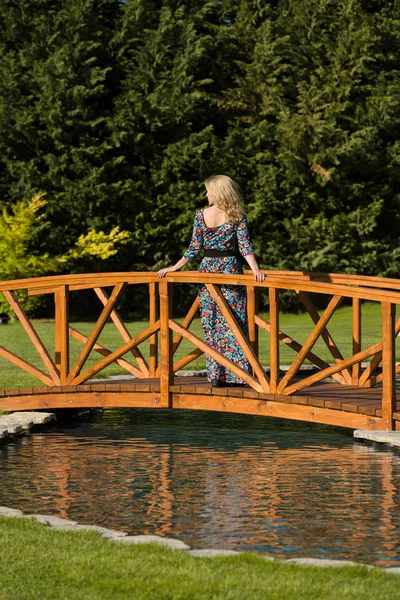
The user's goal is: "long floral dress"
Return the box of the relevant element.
[183,209,255,384]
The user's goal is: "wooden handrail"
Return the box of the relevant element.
[1,269,400,300]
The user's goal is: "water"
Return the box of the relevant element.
[1,409,400,567]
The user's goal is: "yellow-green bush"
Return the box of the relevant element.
[0,194,130,316]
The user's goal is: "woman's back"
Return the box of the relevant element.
[202,205,229,228]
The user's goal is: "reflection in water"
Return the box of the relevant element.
[0,409,400,566]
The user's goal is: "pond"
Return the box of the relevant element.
[1,409,399,567]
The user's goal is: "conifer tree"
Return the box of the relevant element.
[0,0,122,254]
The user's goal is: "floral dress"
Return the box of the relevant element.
[183,209,255,384]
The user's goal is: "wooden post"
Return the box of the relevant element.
[159,279,173,407]
[247,285,259,355]
[55,285,69,385]
[269,287,279,394]
[381,302,396,430]
[149,282,158,377]
[352,297,361,385]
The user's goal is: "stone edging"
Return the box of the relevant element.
[0,411,56,442]
[0,506,399,572]
[354,430,400,448]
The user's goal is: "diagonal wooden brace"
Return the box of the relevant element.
[95,287,149,377]
[206,284,270,392]
[169,318,263,393]
[298,291,352,384]
[67,283,126,382]
[277,295,343,393]
[3,290,60,385]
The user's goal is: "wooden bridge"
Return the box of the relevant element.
[0,271,399,431]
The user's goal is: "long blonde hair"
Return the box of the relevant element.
[204,175,244,223]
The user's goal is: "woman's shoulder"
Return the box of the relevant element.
[234,211,248,225]
[193,208,205,226]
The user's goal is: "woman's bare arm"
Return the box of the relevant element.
[157,256,189,278]
[244,254,265,283]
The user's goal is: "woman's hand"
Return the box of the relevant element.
[157,257,189,278]
[244,254,265,283]
[253,270,265,283]
[157,266,175,278]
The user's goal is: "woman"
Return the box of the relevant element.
[157,175,265,387]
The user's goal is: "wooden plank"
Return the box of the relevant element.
[381,302,396,430]
[277,295,343,393]
[307,397,325,408]
[149,282,158,376]
[164,272,400,304]
[359,405,379,416]
[159,280,173,407]
[12,270,396,294]
[269,287,279,393]
[6,388,21,396]
[5,269,400,302]
[67,283,126,382]
[1,273,159,293]
[95,287,149,377]
[206,284,270,392]
[105,384,121,392]
[71,320,160,385]
[341,401,362,413]
[243,388,260,399]
[0,347,54,386]
[352,297,361,385]
[284,342,382,395]
[262,270,400,290]
[5,268,400,292]
[55,284,69,384]
[247,286,259,354]
[3,290,60,385]
[0,391,164,412]
[156,296,200,377]
[255,315,346,384]
[28,286,59,296]
[298,291,352,384]
[171,393,383,430]
[169,319,263,393]
[69,326,143,378]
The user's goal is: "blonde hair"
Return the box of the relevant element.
[204,175,244,223]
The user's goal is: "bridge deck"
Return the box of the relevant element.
[1,377,399,430]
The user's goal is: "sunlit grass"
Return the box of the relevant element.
[0,517,399,600]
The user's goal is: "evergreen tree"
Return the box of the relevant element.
[0,0,122,255]
[110,0,223,268]
[217,0,400,277]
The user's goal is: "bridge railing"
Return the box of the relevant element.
[0,271,399,427]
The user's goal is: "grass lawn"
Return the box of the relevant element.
[0,301,393,390]
[0,517,399,600]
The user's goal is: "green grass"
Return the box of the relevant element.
[0,517,399,600]
[0,301,395,390]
